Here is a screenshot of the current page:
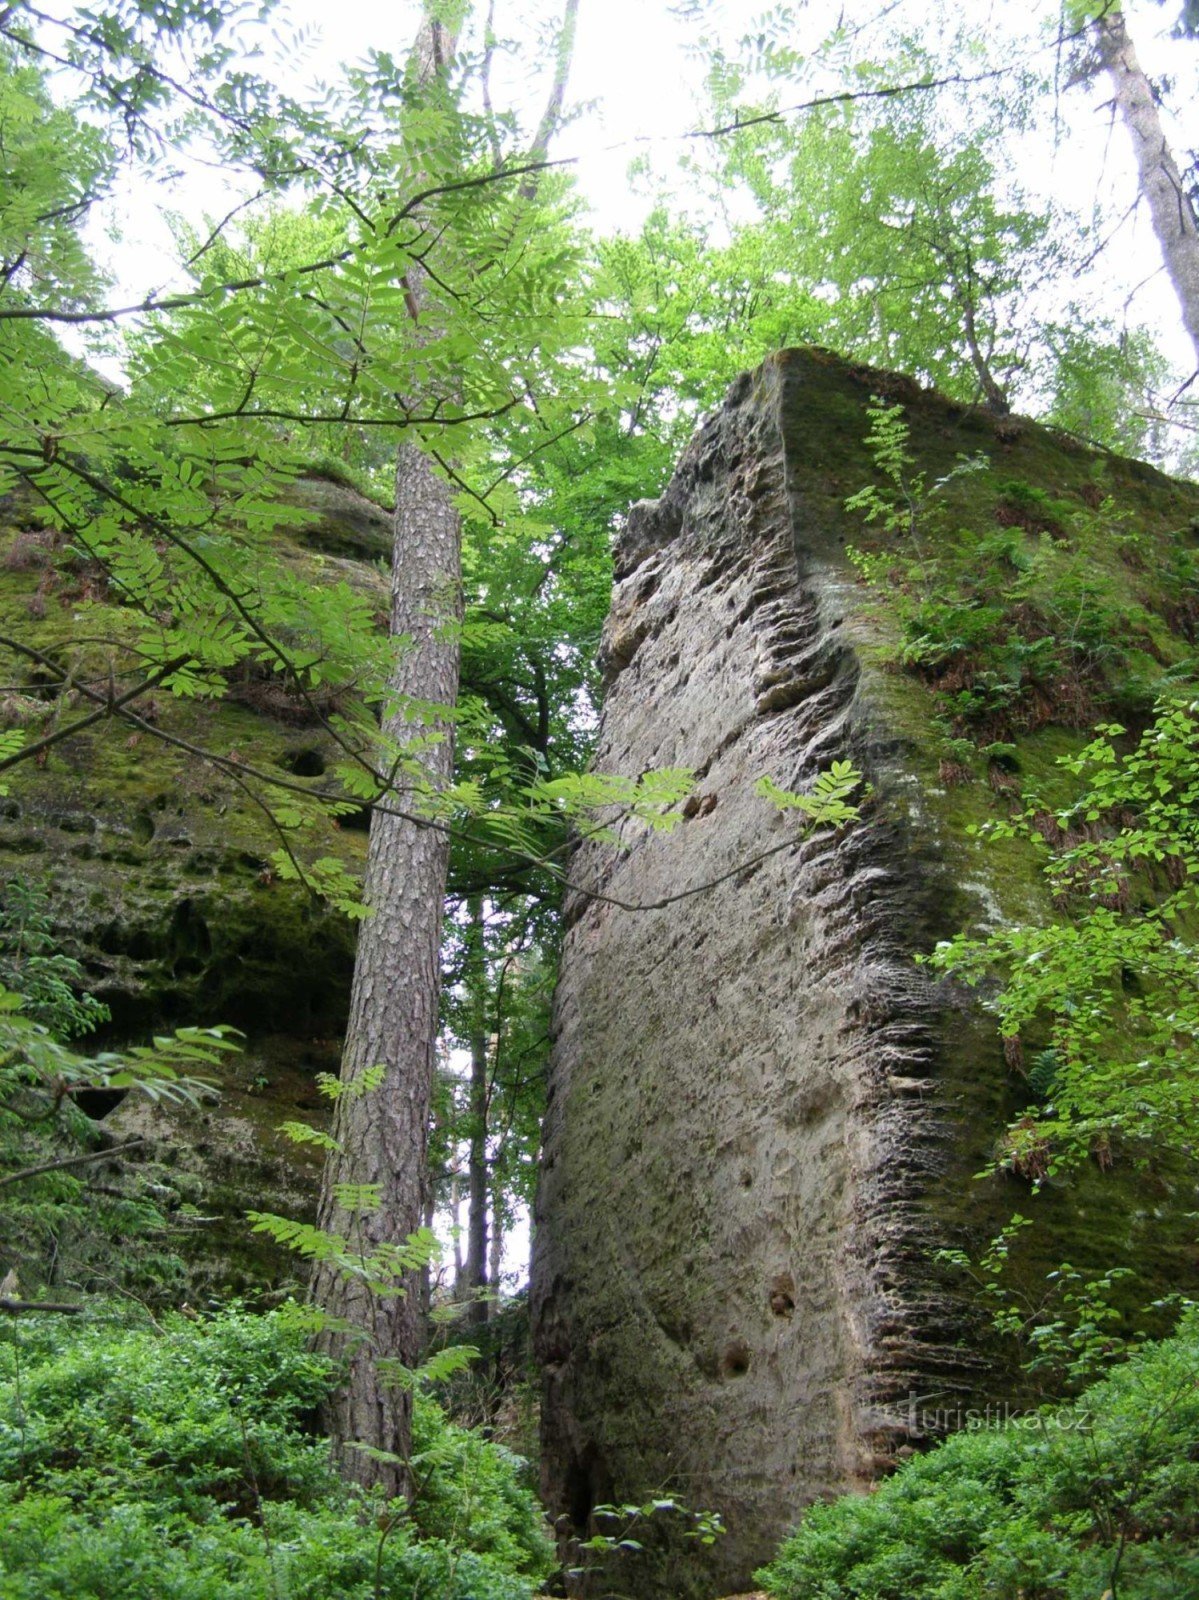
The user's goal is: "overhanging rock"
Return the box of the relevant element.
[529,349,1199,1597]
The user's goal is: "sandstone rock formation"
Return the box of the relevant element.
[530,350,1199,1597]
[0,471,383,1289]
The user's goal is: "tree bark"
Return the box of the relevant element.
[310,433,463,1495]
[1096,5,1199,370]
[463,904,491,1325]
[464,1027,490,1319]
[449,1165,464,1283]
[520,0,580,194]
[487,1187,503,1316]
[309,4,464,1499]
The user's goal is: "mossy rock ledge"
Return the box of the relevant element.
[529,349,1199,1598]
[0,472,388,1292]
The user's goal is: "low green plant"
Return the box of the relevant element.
[845,400,1173,742]
[758,1308,1199,1600]
[0,983,237,1302]
[844,396,988,544]
[0,1305,554,1600]
[567,1495,725,1587]
[0,878,108,1040]
[935,1213,1147,1394]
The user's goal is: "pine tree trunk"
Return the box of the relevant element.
[308,3,463,1499]
[309,0,578,1497]
[463,899,491,1325]
[464,1030,490,1321]
[310,438,462,1496]
[450,1167,464,1283]
[1097,6,1199,369]
[487,1191,503,1316]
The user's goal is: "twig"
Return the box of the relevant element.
[0,1139,147,1190]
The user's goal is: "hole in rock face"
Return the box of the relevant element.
[24,663,62,700]
[564,1446,612,1534]
[282,746,326,777]
[722,1339,751,1378]
[71,1086,127,1120]
[566,1463,593,1531]
[169,897,212,977]
[337,805,371,832]
[770,1272,797,1318]
[131,811,154,845]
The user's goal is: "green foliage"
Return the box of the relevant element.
[0,877,108,1039]
[759,1308,1199,1600]
[930,696,1199,1170]
[844,397,989,540]
[0,994,236,1125]
[570,1497,725,1584]
[755,760,864,827]
[250,1064,440,1303]
[613,21,1176,451]
[0,874,239,1303]
[935,1214,1145,1393]
[0,1,613,925]
[845,402,1179,741]
[0,1305,554,1600]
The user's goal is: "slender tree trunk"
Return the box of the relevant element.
[310,0,579,1496]
[1096,6,1199,370]
[957,284,1010,414]
[450,1166,464,1283]
[420,1184,437,1327]
[309,5,463,1499]
[520,0,579,192]
[463,899,491,1325]
[311,436,463,1495]
[464,1030,491,1319]
[487,1189,503,1315]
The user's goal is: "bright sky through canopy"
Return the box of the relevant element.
[73,0,1194,382]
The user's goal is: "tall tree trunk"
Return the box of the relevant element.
[420,1184,437,1330]
[450,1165,464,1284]
[487,1188,503,1316]
[463,898,491,1325]
[464,1024,490,1319]
[311,0,579,1497]
[310,5,463,1499]
[310,435,463,1495]
[1096,5,1199,370]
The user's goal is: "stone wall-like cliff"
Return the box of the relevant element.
[0,471,388,1291]
[530,350,1199,1597]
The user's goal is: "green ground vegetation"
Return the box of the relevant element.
[0,1305,555,1600]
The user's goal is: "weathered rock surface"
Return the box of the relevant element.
[530,350,1199,1597]
[0,471,383,1288]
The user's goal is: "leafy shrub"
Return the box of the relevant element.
[0,1306,554,1600]
[0,987,235,1300]
[758,1309,1199,1600]
[0,877,109,1040]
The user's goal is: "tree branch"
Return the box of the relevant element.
[0,1297,84,1315]
[0,1139,147,1190]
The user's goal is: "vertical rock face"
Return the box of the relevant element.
[530,351,1199,1596]
[0,472,377,1293]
